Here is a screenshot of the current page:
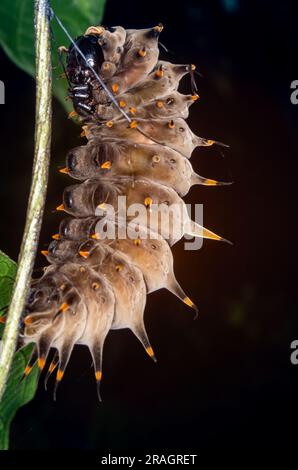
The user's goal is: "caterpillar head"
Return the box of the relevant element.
[66,35,105,85]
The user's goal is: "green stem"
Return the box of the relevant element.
[0,0,52,400]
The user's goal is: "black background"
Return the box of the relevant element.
[0,0,297,450]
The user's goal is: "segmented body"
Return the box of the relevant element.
[22,25,230,400]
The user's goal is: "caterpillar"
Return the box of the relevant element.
[22,24,231,400]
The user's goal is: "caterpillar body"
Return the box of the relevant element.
[22,24,230,400]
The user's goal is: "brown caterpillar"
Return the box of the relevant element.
[22,24,231,400]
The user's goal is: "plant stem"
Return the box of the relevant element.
[0,0,52,400]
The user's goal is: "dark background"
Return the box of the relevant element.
[0,0,297,450]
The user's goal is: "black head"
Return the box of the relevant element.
[66,35,105,85]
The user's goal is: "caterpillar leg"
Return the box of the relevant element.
[132,321,157,362]
[166,273,198,319]
[190,173,233,187]
[22,347,38,380]
[36,333,52,372]
[57,46,70,86]
[185,220,232,245]
[57,46,68,55]
[89,340,105,402]
[44,350,59,391]
[53,341,74,401]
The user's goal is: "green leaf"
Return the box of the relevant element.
[0,251,38,450]
[0,0,107,112]
[0,250,17,337]
[0,344,38,450]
